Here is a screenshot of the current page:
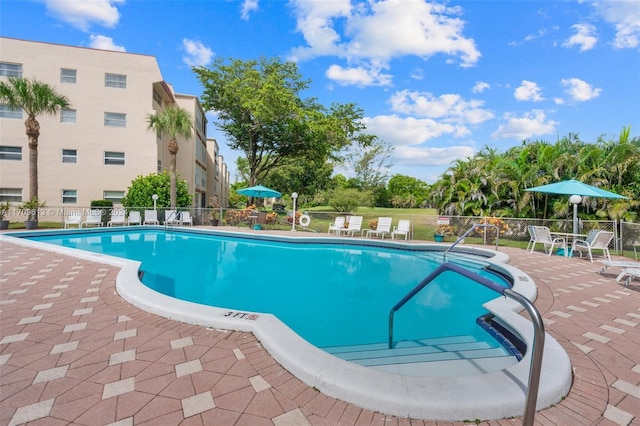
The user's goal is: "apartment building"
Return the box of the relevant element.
[0,37,229,217]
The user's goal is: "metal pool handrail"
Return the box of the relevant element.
[443,223,499,261]
[388,262,545,426]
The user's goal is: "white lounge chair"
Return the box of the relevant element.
[143,210,159,225]
[164,210,180,226]
[529,226,565,256]
[82,209,103,228]
[328,216,346,235]
[180,211,193,226]
[571,230,614,262]
[127,211,141,226]
[107,209,126,227]
[616,268,640,286]
[366,217,392,239]
[338,215,363,237]
[391,220,411,240]
[598,259,640,275]
[64,211,82,229]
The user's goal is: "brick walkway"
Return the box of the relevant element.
[1,235,639,425]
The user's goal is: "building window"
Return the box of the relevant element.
[0,146,22,160]
[104,112,126,127]
[62,189,77,204]
[153,89,162,107]
[62,149,77,163]
[61,108,76,123]
[105,73,126,88]
[104,151,125,165]
[157,160,162,172]
[60,68,77,83]
[103,190,125,204]
[0,188,22,203]
[0,104,23,119]
[0,62,22,77]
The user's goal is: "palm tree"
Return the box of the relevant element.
[0,77,70,205]
[146,105,193,208]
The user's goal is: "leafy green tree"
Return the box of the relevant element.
[326,188,372,212]
[263,159,333,206]
[387,174,430,207]
[343,140,393,190]
[0,77,70,208]
[146,105,193,208]
[121,171,192,209]
[193,57,371,186]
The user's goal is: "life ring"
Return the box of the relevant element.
[299,214,311,227]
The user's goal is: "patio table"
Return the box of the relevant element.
[550,232,586,257]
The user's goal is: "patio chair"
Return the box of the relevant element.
[164,210,180,226]
[338,215,363,237]
[143,210,159,225]
[64,210,82,229]
[366,217,392,239]
[328,216,346,235]
[599,259,640,275]
[391,220,411,240]
[571,230,614,262]
[529,226,566,256]
[616,267,640,286]
[181,211,193,226]
[127,211,141,226]
[107,209,126,227]
[82,209,103,228]
[526,225,536,251]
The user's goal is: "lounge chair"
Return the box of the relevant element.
[82,209,103,228]
[328,216,346,235]
[164,210,180,226]
[127,211,141,226]
[391,220,411,240]
[338,215,363,237]
[571,230,614,262]
[616,268,640,286]
[366,217,392,239]
[107,209,126,227]
[391,219,411,240]
[598,259,640,275]
[180,211,193,226]
[529,226,566,256]
[64,211,82,229]
[143,210,159,225]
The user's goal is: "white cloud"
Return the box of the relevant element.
[364,114,458,146]
[514,80,544,102]
[389,90,494,125]
[592,1,640,49]
[392,145,475,167]
[563,23,597,51]
[288,0,480,87]
[491,110,557,140]
[182,39,214,67]
[472,81,490,93]
[240,0,259,21]
[44,0,123,31]
[325,64,392,86]
[89,34,125,52]
[561,78,602,102]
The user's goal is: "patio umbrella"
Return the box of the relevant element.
[525,179,627,234]
[236,185,282,199]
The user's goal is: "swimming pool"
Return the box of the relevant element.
[3,227,572,421]
[26,229,511,350]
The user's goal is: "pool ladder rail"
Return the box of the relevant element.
[164,211,181,231]
[388,262,545,426]
[443,223,500,262]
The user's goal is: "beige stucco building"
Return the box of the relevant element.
[0,37,229,221]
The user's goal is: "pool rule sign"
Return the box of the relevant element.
[437,216,450,225]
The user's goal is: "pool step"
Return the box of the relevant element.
[322,335,518,377]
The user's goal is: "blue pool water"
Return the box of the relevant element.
[26,229,510,348]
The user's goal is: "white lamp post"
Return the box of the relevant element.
[152,194,158,211]
[570,194,582,235]
[291,192,298,231]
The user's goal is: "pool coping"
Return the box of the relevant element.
[0,228,572,421]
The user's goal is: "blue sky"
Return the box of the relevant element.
[1,0,639,184]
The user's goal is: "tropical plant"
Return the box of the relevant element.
[0,77,70,219]
[0,201,11,220]
[435,224,455,236]
[20,198,45,221]
[146,105,193,208]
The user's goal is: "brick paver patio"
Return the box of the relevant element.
[1,232,638,425]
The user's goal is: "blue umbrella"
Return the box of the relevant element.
[236,185,282,198]
[525,179,627,235]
